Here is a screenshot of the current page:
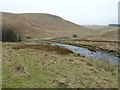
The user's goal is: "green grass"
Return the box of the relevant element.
[2,43,118,88]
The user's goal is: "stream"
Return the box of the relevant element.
[52,43,119,64]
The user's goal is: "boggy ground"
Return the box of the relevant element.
[2,43,118,88]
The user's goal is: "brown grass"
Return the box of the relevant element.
[2,12,89,38]
[12,44,73,55]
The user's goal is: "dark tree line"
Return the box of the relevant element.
[2,26,22,42]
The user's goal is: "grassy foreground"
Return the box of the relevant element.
[2,43,118,88]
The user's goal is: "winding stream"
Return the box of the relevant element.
[52,43,119,64]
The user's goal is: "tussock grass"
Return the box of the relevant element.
[2,43,118,88]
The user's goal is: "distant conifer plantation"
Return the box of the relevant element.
[2,25,22,42]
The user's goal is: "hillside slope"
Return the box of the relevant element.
[83,25,118,41]
[84,25,117,31]
[2,12,89,38]
[100,28,118,41]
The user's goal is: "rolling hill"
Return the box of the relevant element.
[85,27,120,41]
[2,12,89,38]
[99,28,118,41]
[83,25,118,41]
[83,25,117,31]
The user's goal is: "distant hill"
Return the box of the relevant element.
[83,25,118,41]
[100,28,118,41]
[83,25,117,31]
[109,24,120,27]
[87,28,118,41]
[2,12,89,38]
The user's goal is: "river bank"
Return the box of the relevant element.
[2,43,118,88]
[50,39,120,57]
[52,43,119,64]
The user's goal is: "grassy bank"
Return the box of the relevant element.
[2,43,118,88]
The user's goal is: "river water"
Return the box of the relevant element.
[52,43,119,64]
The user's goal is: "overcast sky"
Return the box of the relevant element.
[0,0,119,25]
